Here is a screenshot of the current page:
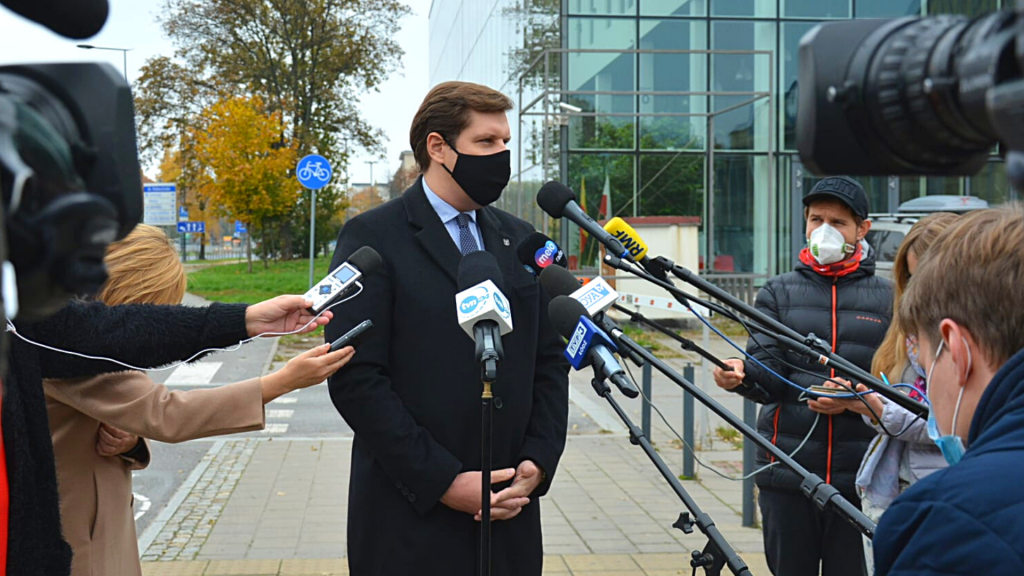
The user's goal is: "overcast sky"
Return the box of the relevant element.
[0,0,431,185]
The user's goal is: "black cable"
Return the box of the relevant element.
[722,303,920,439]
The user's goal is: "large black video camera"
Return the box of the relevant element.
[798,5,1024,184]
[0,0,141,324]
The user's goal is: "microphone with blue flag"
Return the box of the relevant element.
[549,295,639,398]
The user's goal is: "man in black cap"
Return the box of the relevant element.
[713,176,892,576]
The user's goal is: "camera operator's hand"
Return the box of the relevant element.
[713,359,746,390]
[245,295,332,337]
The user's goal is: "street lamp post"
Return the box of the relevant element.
[76,44,131,82]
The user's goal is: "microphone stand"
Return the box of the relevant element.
[603,254,929,418]
[610,303,733,372]
[589,375,752,576]
[598,320,877,538]
[473,322,503,576]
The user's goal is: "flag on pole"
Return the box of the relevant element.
[579,176,588,263]
[598,174,612,221]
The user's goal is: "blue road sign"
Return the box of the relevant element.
[179,206,189,221]
[177,221,206,234]
[296,154,332,190]
[235,221,247,234]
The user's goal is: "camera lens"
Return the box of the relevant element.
[798,10,1020,176]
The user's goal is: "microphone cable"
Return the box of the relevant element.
[4,283,364,373]
[621,359,819,482]
[615,258,922,438]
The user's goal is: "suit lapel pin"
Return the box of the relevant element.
[503,238,510,246]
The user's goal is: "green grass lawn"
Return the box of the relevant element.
[187,258,333,304]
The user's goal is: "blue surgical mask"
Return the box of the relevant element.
[925,339,969,466]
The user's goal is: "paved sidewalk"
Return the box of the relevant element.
[140,437,768,574]
[141,317,773,575]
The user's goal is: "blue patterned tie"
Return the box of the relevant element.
[456,213,479,255]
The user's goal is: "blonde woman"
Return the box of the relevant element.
[819,213,958,572]
[44,225,354,576]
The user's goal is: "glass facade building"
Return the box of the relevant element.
[429,0,1018,277]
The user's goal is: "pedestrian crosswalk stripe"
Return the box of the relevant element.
[266,409,294,419]
[164,362,222,386]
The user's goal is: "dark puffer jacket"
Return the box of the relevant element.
[732,256,892,497]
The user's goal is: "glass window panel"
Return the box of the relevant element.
[969,161,1019,205]
[926,176,963,196]
[638,19,707,151]
[638,154,704,217]
[568,0,638,16]
[711,20,776,151]
[781,22,819,151]
[858,176,892,213]
[926,0,996,17]
[710,154,771,274]
[567,18,637,150]
[641,0,706,16]
[855,0,921,17]
[782,0,851,18]
[711,0,776,17]
[899,177,923,203]
[567,153,636,269]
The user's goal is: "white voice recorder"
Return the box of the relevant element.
[304,262,363,313]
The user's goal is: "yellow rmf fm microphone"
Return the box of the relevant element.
[603,217,649,261]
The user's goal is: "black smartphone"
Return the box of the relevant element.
[330,320,373,352]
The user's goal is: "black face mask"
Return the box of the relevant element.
[442,139,511,207]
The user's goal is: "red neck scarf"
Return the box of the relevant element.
[799,243,864,278]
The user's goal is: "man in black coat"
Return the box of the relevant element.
[713,177,892,576]
[325,81,569,576]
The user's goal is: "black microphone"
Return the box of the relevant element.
[540,265,644,368]
[536,181,632,262]
[515,232,568,276]
[549,295,639,398]
[1,0,109,39]
[456,251,512,382]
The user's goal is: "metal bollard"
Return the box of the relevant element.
[742,398,757,527]
[683,364,695,479]
[641,349,652,440]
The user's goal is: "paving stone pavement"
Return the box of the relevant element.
[141,436,768,574]
[142,439,260,561]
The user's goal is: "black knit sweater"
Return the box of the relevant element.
[3,300,249,576]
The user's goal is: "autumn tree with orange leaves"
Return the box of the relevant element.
[192,95,298,272]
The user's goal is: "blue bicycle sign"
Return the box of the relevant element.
[296,154,332,190]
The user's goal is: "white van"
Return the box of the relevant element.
[866,195,989,279]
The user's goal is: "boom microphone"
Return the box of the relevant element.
[515,231,568,276]
[549,295,639,398]
[456,251,513,383]
[602,217,670,282]
[536,181,632,262]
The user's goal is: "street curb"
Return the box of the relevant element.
[261,337,280,376]
[137,440,226,556]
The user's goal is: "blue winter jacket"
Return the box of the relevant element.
[873,346,1024,575]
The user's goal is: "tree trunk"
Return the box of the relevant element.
[246,229,253,274]
[261,218,269,270]
[279,219,293,261]
[199,233,206,260]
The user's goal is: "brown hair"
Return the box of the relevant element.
[870,213,959,379]
[898,203,1024,366]
[409,81,514,172]
[97,224,187,306]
